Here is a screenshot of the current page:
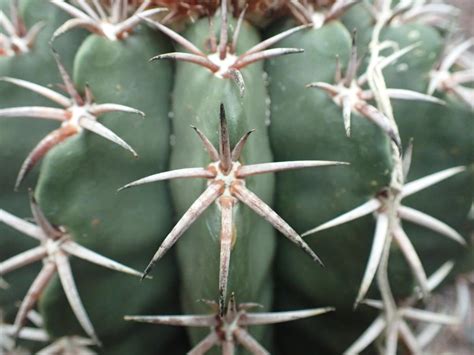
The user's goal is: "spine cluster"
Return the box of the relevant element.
[0,0,472,354]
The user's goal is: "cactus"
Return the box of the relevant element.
[0,192,144,344]
[0,0,473,354]
[0,0,85,322]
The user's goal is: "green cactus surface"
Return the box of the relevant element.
[1,1,473,354]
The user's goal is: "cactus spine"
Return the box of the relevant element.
[0,0,472,354]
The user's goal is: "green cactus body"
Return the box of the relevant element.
[265,15,472,353]
[0,0,83,318]
[0,2,472,354]
[380,25,474,275]
[265,20,402,353]
[170,16,276,348]
[34,26,184,352]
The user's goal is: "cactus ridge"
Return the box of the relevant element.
[303,146,466,307]
[0,0,472,353]
[0,51,143,190]
[0,192,145,345]
[307,36,443,147]
[121,103,347,310]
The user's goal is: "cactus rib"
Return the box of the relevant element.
[307,36,442,147]
[121,104,347,309]
[0,192,145,345]
[0,51,141,189]
[303,153,466,306]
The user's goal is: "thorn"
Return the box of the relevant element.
[149,52,219,72]
[231,129,255,161]
[344,29,358,85]
[14,125,78,191]
[231,4,247,53]
[232,184,324,266]
[218,0,228,60]
[354,212,389,306]
[234,48,304,69]
[51,48,82,105]
[219,104,232,173]
[117,168,214,192]
[402,138,414,180]
[191,125,219,161]
[141,261,154,281]
[227,68,245,97]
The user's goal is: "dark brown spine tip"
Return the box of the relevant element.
[142,262,154,281]
[219,103,226,122]
[351,28,357,44]
[219,289,225,317]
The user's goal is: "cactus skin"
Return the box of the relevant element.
[0,1,472,354]
[35,26,185,352]
[380,25,474,275]
[342,1,473,276]
[169,15,276,348]
[0,0,84,319]
[265,16,472,354]
[264,19,408,353]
